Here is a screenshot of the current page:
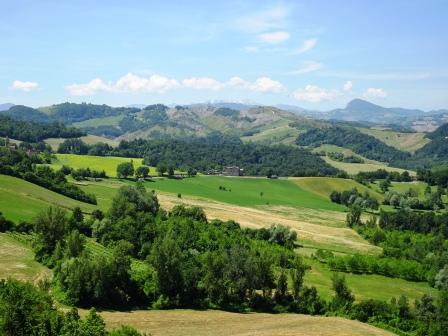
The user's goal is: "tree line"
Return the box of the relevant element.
[0,115,84,142]
[0,147,97,204]
[56,138,341,177]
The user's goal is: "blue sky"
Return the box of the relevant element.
[0,0,447,110]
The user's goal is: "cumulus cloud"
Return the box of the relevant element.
[66,73,180,96]
[343,81,353,92]
[289,61,323,75]
[182,77,224,90]
[66,78,110,96]
[115,73,180,93]
[11,80,39,92]
[66,73,286,96]
[292,85,341,103]
[258,31,290,44]
[363,87,387,98]
[291,38,317,55]
[228,76,285,93]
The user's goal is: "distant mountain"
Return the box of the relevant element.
[0,103,14,111]
[328,99,423,123]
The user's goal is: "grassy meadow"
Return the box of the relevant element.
[0,174,96,222]
[357,127,430,153]
[48,153,153,177]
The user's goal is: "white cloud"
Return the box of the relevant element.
[182,77,224,90]
[236,6,288,33]
[66,78,110,96]
[66,73,180,96]
[11,80,39,92]
[291,38,317,55]
[115,73,180,93]
[292,85,341,103]
[289,61,323,75]
[228,76,285,93]
[66,74,285,96]
[343,81,353,92]
[250,77,285,93]
[258,31,290,44]
[363,87,387,99]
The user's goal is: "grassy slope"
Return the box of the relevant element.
[44,135,119,150]
[0,232,51,282]
[79,176,344,212]
[293,177,383,201]
[71,115,124,128]
[48,154,153,177]
[303,258,436,302]
[357,127,430,153]
[313,144,412,175]
[0,174,96,222]
[145,176,344,211]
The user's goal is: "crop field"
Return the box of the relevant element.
[91,309,395,336]
[357,127,430,153]
[0,174,96,222]
[44,135,119,150]
[48,153,152,177]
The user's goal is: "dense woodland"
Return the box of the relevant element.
[0,115,84,142]
[116,139,340,177]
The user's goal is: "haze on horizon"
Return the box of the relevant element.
[0,0,447,110]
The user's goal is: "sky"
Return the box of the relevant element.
[0,0,447,110]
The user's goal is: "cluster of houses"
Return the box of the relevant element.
[207,166,243,176]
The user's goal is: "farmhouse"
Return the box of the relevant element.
[222,166,243,176]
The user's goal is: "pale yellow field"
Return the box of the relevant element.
[44,135,119,150]
[0,233,51,283]
[92,309,395,336]
[357,128,429,153]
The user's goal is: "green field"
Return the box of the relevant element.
[147,176,344,211]
[48,154,153,177]
[77,175,344,212]
[45,135,119,150]
[303,257,436,302]
[0,174,96,222]
[358,127,430,153]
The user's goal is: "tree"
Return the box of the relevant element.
[156,164,167,177]
[135,165,150,179]
[379,179,391,193]
[435,265,448,291]
[116,162,134,179]
[331,273,355,312]
[34,207,68,262]
[167,166,175,177]
[346,205,362,228]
